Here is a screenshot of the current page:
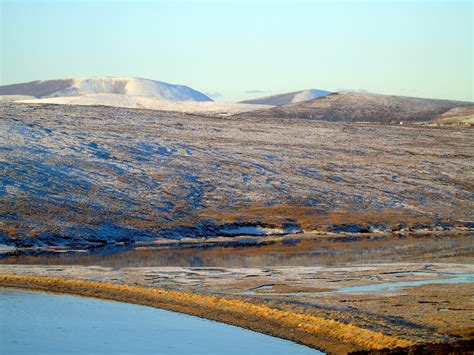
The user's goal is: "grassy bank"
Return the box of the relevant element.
[0,274,413,354]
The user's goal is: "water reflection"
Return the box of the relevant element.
[0,288,322,354]
[2,236,471,268]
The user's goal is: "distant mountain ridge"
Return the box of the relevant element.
[237,92,474,123]
[2,78,472,123]
[240,89,331,106]
[0,77,212,102]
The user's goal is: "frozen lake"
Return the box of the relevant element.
[0,288,322,354]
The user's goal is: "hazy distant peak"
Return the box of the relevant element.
[240,89,331,106]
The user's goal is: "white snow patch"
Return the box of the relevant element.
[17,94,273,115]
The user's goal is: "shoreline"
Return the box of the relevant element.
[2,228,471,266]
[0,274,413,354]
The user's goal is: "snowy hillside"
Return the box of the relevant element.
[18,94,272,115]
[0,77,212,102]
[240,89,331,106]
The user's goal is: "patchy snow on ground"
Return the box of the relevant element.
[217,225,302,237]
[17,94,272,115]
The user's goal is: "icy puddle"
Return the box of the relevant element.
[235,273,474,297]
[337,273,474,294]
[0,288,322,354]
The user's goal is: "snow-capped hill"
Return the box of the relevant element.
[54,77,212,101]
[0,77,212,102]
[240,89,331,106]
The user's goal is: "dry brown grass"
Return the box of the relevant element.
[199,203,434,231]
[0,274,414,353]
[2,224,19,237]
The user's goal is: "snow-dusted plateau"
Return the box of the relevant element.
[1,77,473,354]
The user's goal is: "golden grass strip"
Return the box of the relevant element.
[0,274,413,352]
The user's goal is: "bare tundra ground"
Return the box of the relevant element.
[0,102,473,253]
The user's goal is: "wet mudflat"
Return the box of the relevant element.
[1,231,472,352]
[0,288,321,355]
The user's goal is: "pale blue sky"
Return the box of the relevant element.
[1,0,472,101]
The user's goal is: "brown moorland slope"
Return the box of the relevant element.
[237,92,474,123]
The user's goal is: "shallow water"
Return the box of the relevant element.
[234,273,474,296]
[337,273,474,293]
[0,288,322,354]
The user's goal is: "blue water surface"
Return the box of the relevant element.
[0,288,323,355]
